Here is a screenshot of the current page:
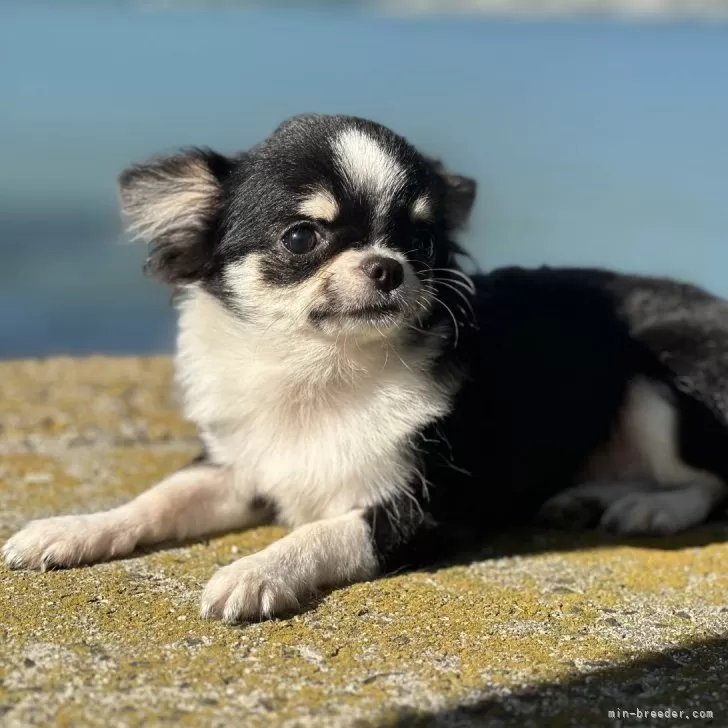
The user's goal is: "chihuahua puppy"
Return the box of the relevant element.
[5,114,728,624]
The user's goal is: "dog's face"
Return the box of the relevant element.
[119,114,476,340]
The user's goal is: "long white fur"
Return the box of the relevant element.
[171,268,451,620]
[177,264,451,528]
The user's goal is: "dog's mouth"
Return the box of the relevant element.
[342,303,402,319]
[309,302,404,326]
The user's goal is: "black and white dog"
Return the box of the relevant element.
[5,114,728,623]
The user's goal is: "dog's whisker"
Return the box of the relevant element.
[430,280,476,322]
[427,268,476,293]
[428,275,474,298]
[428,293,461,349]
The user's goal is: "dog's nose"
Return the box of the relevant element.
[360,255,404,293]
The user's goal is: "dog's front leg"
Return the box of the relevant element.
[3,462,267,570]
[201,494,437,623]
[200,509,377,622]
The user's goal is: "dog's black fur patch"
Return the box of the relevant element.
[366,266,728,571]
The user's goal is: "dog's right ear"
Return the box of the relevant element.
[118,148,234,284]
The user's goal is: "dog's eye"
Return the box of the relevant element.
[283,224,318,254]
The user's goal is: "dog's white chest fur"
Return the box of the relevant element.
[175,289,451,526]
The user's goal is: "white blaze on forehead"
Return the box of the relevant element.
[298,188,339,222]
[333,128,407,211]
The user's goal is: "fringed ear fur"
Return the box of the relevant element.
[118,148,232,284]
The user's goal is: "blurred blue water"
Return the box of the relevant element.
[1,7,727,357]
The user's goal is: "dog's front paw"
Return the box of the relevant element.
[3,513,136,570]
[200,553,304,623]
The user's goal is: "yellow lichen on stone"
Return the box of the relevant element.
[1,357,728,727]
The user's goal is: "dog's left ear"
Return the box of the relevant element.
[441,172,477,230]
[118,148,234,284]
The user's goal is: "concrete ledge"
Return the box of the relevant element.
[1,358,727,726]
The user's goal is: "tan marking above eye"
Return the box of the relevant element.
[411,195,432,221]
[298,189,339,222]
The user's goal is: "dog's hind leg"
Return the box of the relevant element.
[540,377,728,535]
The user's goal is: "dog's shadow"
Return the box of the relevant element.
[271,521,728,627]
[408,515,728,580]
[111,517,728,575]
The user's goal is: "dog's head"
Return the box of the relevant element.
[119,114,476,340]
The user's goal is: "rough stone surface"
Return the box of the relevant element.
[1,357,727,727]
